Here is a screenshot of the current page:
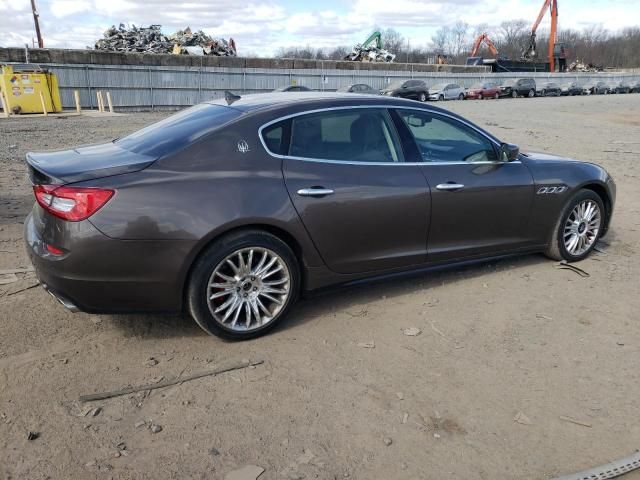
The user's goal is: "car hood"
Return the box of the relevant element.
[523,152,581,163]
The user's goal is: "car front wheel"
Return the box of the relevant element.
[418,92,427,102]
[458,93,464,100]
[545,189,604,262]
[528,89,535,98]
[187,230,300,339]
[512,90,518,98]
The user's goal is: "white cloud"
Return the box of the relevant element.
[2,0,639,55]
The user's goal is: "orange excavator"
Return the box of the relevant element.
[522,0,566,71]
[469,33,499,58]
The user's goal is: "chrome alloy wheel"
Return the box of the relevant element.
[207,247,290,331]
[563,200,602,256]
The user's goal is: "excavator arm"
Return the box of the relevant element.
[470,33,499,57]
[522,0,558,71]
[362,31,383,50]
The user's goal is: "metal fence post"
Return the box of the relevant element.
[85,65,93,109]
[148,67,154,110]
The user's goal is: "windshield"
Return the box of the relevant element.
[116,104,241,157]
[387,80,406,90]
[430,83,446,91]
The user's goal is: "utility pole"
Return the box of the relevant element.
[30,0,44,48]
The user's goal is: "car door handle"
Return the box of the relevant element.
[436,183,465,191]
[297,188,335,197]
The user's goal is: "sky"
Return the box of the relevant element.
[1,0,639,56]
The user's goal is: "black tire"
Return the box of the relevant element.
[438,94,444,101]
[512,90,518,98]
[541,90,546,97]
[528,89,535,98]
[458,93,464,100]
[545,189,605,262]
[418,92,427,102]
[493,92,499,99]
[187,230,300,340]
[478,93,483,100]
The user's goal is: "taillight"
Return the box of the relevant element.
[33,185,114,222]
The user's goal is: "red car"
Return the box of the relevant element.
[465,82,500,100]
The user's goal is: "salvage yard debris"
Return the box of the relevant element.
[344,31,395,63]
[555,260,590,278]
[94,24,236,56]
[550,449,640,480]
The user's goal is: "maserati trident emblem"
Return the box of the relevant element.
[237,140,250,153]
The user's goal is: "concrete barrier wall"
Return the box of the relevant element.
[2,48,639,110]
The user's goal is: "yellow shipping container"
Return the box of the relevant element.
[0,65,62,114]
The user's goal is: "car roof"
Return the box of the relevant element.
[207,92,439,113]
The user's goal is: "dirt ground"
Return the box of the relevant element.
[1,94,640,480]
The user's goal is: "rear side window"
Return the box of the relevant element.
[116,104,241,157]
[397,109,498,163]
[286,109,404,163]
[262,121,290,156]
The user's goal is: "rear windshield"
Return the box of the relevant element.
[115,104,241,157]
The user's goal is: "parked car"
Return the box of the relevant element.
[536,82,562,97]
[381,80,429,102]
[428,83,465,101]
[583,81,608,95]
[560,82,583,96]
[273,85,312,92]
[465,82,500,100]
[499,78,537,98]
[607,81,631,94]
[24,92,616,339]
[630,81,640,93]
[336,84,379,95]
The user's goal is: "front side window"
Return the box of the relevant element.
[396,109,498,163]
[288,109,404,163]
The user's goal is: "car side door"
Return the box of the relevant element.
[267,107,431,274]
[392,108,536,262]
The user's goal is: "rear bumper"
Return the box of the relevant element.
[24,208,196,314]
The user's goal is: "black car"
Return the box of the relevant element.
[583,82,608,95]
[337,84,379,95]
[273,85,312,92]
[536,82,562,97]
[499,78,537,98]
[630,81,640,93]
[608,82,631,94]
[560,82,582,96]
[24,92,616,339]
[381,80,429,102]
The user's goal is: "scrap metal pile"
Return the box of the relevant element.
[344,31,395,63]
[94,24,236,56]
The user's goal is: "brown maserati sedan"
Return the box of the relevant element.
[25,93,615,339]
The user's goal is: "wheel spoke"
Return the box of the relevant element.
[263,277,288,286]
[262,264,283,280]
[210,290,232,300]
[210,282,233,289]
[226,258,239,274]
[259,292,283,305]
[222,297,240,322]
[230,300,243,327]
[252,251,268,275]
[263,286,287,295]
[216,271,236,283]
[215,295,237,314]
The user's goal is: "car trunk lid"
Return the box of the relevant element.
[26,142,155,185]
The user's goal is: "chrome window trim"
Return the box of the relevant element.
[257,104,518,167]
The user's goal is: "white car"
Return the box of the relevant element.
[428,83,465,101]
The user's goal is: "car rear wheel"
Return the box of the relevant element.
[528,89,535,98]
[545,189,604,262]
[458,93,464,100]
[419,92,427,102]
[512,90,518,98]
[493,92,499,99]
[187,230,300,339]
[438,94,444,101]
[478,93,483,100]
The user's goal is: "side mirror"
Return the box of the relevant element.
[500,143,520,162]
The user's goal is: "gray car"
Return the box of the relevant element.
[25,93,616,339]
[337,84,379,95]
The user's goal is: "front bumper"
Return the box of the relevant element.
[24,207,195,314]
